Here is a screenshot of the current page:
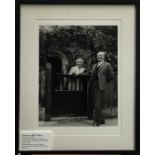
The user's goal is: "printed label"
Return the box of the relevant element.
[20,131,53,150]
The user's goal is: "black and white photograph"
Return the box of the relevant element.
[18,3,138,151]
[39,25,118,127]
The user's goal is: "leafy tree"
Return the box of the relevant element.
[39,26,117,73]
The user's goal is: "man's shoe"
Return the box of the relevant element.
[93,122,100,127]
[96,122,100,126]
[92,122,96,126]
[100,120,105,124]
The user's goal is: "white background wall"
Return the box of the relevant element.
[0,0,155,154]
[140,0,155,154]
[0,0,15,154]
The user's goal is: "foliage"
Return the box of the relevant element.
[39,26,117,73]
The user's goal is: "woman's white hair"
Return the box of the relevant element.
[76,57,84,63]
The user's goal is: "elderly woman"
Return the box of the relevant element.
[88,52,114,126]
[68,57,86,91]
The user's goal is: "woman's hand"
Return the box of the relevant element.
[72,72,78,76]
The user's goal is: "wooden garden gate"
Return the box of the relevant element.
[44,63,89,121]
[42,63,117,121]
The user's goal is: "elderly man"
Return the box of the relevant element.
[88,51,114,126]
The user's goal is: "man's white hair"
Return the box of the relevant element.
[97,51,106,57]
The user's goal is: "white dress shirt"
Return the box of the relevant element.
[97,61,104,67]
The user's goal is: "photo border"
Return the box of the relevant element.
[15,0,140,154]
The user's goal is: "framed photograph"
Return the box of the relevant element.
[16,0,140,154]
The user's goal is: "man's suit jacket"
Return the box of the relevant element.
[89,61,114,91]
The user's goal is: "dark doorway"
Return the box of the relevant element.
[47,56,62,74]
[47,56,62,90]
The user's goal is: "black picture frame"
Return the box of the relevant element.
[15,0,140,154]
